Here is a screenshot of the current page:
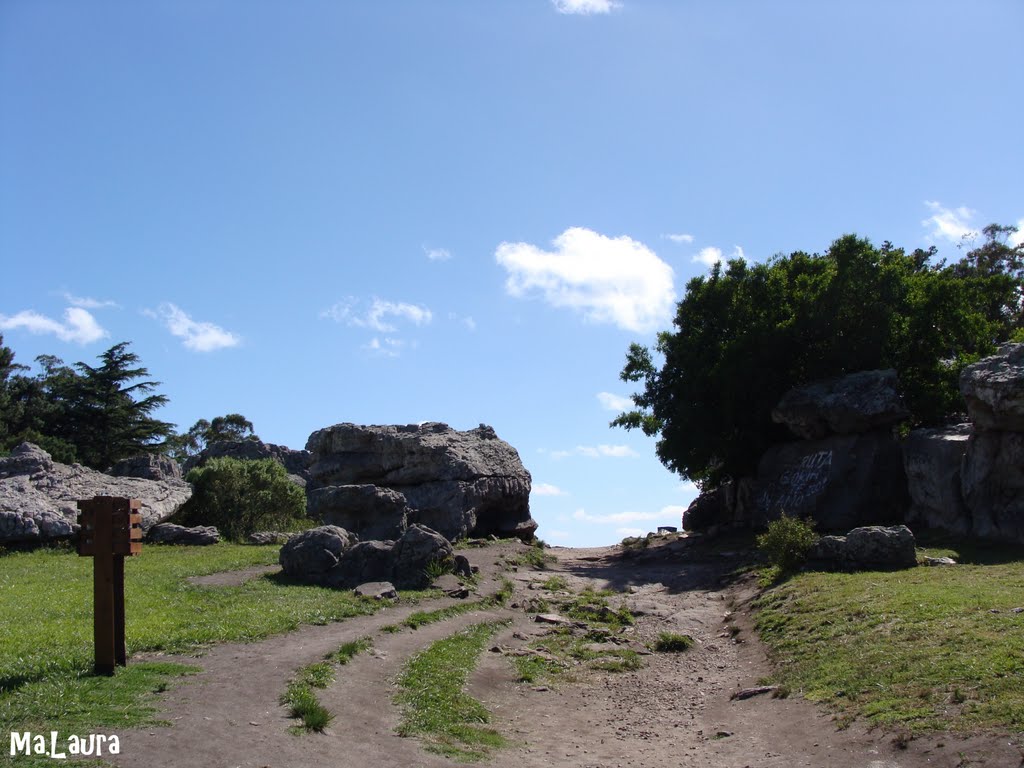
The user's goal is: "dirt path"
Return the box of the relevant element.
[106,539,1022,768]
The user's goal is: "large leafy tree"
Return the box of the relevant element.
[166,413,258,461]
[614,228,1023,489]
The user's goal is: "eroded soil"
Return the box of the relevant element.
[106,539,1023,768]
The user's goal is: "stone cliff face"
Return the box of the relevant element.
[0,443,192,545]
[305,422,536,542]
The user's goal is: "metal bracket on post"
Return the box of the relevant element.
[77,496,142,675]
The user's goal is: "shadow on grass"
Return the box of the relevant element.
[915,530,1024,566]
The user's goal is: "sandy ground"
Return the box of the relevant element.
[105,538,1023,768]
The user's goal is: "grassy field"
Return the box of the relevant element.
[754,540,1024,734]
[0,543,423,745]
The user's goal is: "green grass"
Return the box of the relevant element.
[396,621,510,761]
[281,662,336,733]
[394,579,515,631]
[513,627,641,684]
[653,632,695,652]
[506,547,555,570]
[333,637,372,665]
[539,575,568,591]
[560,588,635,630]
[754,546,1024,733]
[0,544,429,737]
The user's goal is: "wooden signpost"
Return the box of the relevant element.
[77,496,142,675]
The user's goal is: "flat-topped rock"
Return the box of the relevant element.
[960,343,1024,431]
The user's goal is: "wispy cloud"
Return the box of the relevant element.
[553,0,620,14]
[663,233,694,244]
[424,246,452,262]
[496,227,675,333]
[0,307,107,345]
[616,527,645,538]
[545,529,571,542]
[596,391,632,412]
[572,505,685,525]
[550,444,638,460]
[922,201,977,244]
[322,297,433,333]
[448,312,477,331]
[364,337,410,358]
[1009,219,1024,248]
[150,303,240,352]
[61,292,118,310]
[533,483,568,497]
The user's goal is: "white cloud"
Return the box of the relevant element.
[322,297,432,333]
[664,233,695,244]
[923,201,977,244]
[551,444,638,460]
[0,307,107,345]
[495,227,675,333]
[1010,219,1024,248]
[596,391,632,412]
[448,312,477,331]
[692,245,744,268]
[364,337,408,358]
[533,483,568,497]
[151,303,240,352]
[573,505,686,525]
[424,246,452,262]
[545,529,571,542]
[553,0,619,13]
[61,292,117,310]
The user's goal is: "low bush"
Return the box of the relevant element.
[175,457,307,541]
[756,514,818,573]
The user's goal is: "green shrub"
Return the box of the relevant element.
[756,514,818,573]
[175,457,306,541]
[653,632,695,652]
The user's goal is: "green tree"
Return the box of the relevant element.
[166,413,258,461]
[174,457,306,541]
[614,230,1021,489]
[68,342,174,468]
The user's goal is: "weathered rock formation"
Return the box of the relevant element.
[810,525,917,570]
[305,422,536,541]
[960,344,1024,431]
[772,369,909,440]
[147,522,220,546]
[278,523,453,589]
[0,443,192,546]
[109,453,183,482]
[903,424,971,535]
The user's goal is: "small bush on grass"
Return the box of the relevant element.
[756,514,818,574]
[175,457,307,541]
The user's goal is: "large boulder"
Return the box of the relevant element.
[903,424,972,536]
[960,343,1024,431]
[772,369,909,440]
[277,523,453,589]
[278,525,355,579]
[754,432,907,531]
[305,423,536,541]
[810,525,917,570]
[147,522,220,546]
[309,484,409,541]
[961,431,1024,543]
[0,443,192,546]
[109,453,182,482]
[184,440,312,487]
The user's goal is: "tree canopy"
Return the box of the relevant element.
[166,413,258,461]
[0,341,174,469]
[613,226,1024,489]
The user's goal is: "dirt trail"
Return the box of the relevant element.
[106,539,1022,768]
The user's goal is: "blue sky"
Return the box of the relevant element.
[1,0,1021,546]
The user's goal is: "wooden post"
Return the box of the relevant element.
[77,496,142,676]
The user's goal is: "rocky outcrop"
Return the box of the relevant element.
[810,525,917,570]
[308,484,409,540]
[0,443,192,546]
[772,369,909,440]
[956,344,1024,543]
[755,432,907,531]
[903,424,971,535]
[305,422,536,541]
[184,440,312,487]
[109,453,182,482]
[147,522,220,546]
[278,523,453,590]
[960,344,1024,431]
